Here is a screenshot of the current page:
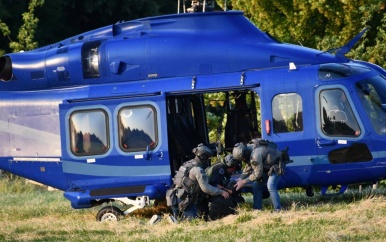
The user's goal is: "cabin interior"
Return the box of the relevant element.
[166,90,261,174]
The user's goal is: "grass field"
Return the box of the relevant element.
[1,177,386,241]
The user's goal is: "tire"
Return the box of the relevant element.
[96,206,123,222]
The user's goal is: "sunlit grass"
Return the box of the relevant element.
[1,176,386,241]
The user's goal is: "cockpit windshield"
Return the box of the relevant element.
[355,75,386,135]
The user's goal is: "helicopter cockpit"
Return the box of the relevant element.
[318,62,386,136]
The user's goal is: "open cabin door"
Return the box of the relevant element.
[166,91,261,175]
[166,94,209,174]
[59,92,171,199]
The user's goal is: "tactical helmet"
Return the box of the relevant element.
[232,142,251,161]
[224,154,238,167]
[232,142,245,161]
[193,143,213,161]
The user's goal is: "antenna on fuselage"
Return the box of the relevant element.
[177,0,186,13]
[186,0,215,13]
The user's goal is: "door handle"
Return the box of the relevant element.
[145,146,163,160]
[316,139,336,147]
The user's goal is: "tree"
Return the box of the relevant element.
[351,2,386,66]
[220,0,386,68]
[34,0,175,46]
[204,93,226,143]
[0,0,177,54]
[0,0,44,53]
[0,20,10,56]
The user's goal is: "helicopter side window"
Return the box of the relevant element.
[272,93,303,133]
[320,89,361,137]
[69,109,109,156]
[118,105,157,152]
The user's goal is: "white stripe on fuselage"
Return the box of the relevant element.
[0,120,60,144]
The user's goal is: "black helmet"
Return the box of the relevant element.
[193,143,213,161]
[224,154,238,167]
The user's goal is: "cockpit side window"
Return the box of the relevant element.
[356,76,386,135]
[319,89,361,137]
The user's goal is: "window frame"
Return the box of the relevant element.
[69,108,110,157]
[319,88,361,137]
[272,92,303,134]
[117,104,158,153]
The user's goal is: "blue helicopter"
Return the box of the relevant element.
[1,1,386,221]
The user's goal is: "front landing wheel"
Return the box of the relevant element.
[96,206,123,222]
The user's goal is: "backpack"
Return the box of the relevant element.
[173,160,198,193]
[249,139,292,176]
[166,160,199,210]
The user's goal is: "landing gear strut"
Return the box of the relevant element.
[96,196,149,222]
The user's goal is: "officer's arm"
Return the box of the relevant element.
[239,163,252,180]
[193,167,225,196]
[247,150,264,182]
[234,160,257,191]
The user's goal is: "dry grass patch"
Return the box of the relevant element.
[2,179,386,241]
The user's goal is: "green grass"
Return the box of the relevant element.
[1,177,386,241]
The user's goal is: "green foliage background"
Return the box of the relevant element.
[219,0,386,69]
[0,0,177,55]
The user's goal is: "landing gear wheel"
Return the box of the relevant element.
[96,206,123,222]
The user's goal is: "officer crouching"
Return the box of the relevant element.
[166,143,229,221]
[205,154,244,220]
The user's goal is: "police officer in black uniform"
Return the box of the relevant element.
[205,154,244,220]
